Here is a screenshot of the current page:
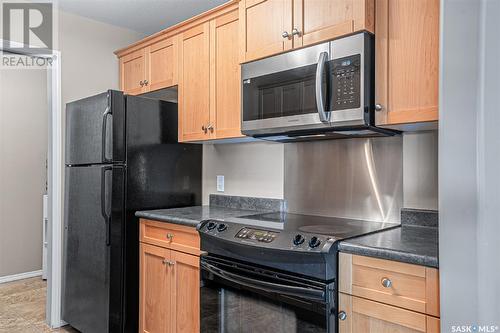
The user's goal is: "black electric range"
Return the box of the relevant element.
[197,212,398,333]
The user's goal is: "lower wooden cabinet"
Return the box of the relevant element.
[339,253,440,333]
[139,220,200,333]
[339,294,440,333]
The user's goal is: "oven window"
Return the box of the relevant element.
[201,280,327,333]
[242,63,328,122]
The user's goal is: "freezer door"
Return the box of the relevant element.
[63,165,126,333]
[65,90,125,165]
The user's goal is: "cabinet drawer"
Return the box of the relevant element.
[140,219,200,256]
[339,293,440,333]
[339,253,439,317]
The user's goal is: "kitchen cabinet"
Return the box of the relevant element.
[179,8,242,142]
[146,36,179,91]
[239,0,374,63]
[119,48,147,95]
[210,10,243,139]
[139,219,201,333]
[139,243,170,333]
[178,22,212,141]
[374,0,440,128]
[238,0,293,62]
[339,253,440,333]
[119,36,178,95]
[339,294,440,333]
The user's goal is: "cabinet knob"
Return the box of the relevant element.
[292,28,300,36]
[202,125,207,134]
[162,259,175,266]
[375,103,383,112]
[282,31,290,39]
[338,311,347,321]
[166,233,174,240]
[207,124,214,133]
[144,80,149,86]
[381,277,392,288]
[139,80,144,87]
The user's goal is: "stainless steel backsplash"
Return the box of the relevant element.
[284,136,403,223]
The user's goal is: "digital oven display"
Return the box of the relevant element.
[235,228,279,243]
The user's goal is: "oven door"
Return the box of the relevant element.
[200,256,335,333]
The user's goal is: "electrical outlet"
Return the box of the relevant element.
[216,175,224,192]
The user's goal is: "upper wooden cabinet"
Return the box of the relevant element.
[120,48,147,95]
[146,36,179,91]
[179,8,242,142]
[374,0,440,128]
[239,0,374,62]
[179,22,212,142]
[294,0,374,48]
[119,36,178,95]
[211,10,243,139]
[239,0,293,62]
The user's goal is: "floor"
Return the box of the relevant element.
[0,277,77,333]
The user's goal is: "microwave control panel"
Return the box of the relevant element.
[331,54,361,111]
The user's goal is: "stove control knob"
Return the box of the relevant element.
[217,223,228,232]
[206,222,217,230]
[293,234,305,246]
[309,236,321,248]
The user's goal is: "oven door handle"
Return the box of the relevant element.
[315,51,330,124]
[201,261,325,301]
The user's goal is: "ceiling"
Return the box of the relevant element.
[58,0,229,35]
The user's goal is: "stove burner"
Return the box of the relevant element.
[298,224,353,236]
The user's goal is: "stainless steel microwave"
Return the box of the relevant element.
[241,32,396,141]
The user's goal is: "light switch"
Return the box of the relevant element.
[216,175,224,192]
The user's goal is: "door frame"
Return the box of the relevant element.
[0,40,64,328]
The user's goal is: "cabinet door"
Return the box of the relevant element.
[139,243,171,333]
[339,294,440,333]
[170,251,200,333]
[375,0,439,127]
[146,36,179,91]
[179,23,211,141]
[293,0,374,48]
[239,0,293,62]
[120,48,147,95]
[210,10,243,139]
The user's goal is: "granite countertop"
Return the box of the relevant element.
[338,209,439,268]
[135,194,286,228]
[136,205,269,227]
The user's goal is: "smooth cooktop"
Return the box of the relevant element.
[233,212,399,240]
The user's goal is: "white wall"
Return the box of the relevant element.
[202,142,284,204]
[440,0,500,329]
[0,67,48,277]
[0,10,144,279]
[57,10,145,105]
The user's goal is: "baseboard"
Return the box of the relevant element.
[0,270,43,284]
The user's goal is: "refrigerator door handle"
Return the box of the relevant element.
[101,166,112,246]
[102,105,112,163]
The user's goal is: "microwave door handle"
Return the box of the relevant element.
[315,51,330,124]
[201,261,325,301]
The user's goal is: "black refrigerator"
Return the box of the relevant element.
[62,90,202,333]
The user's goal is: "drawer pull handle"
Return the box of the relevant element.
[338,311,347,321]
[166,233,174,240]
[381,277,392,288]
